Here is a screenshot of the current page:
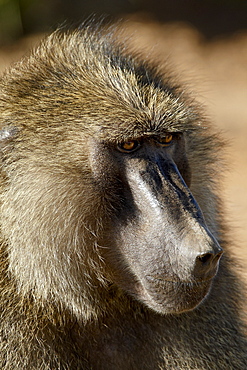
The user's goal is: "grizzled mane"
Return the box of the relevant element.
[0,23,246,370]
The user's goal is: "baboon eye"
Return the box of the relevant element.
[156,134,173,146]
[117,140,140,153]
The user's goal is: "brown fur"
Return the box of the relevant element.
[0,24,246,369]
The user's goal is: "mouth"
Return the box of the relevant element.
[133,276,213,314]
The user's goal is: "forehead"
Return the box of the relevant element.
[81,85,198,143]
[71,71,197,143]
[60,36,201,142]
[0,30,200,143]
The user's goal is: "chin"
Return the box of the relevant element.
[134,278,213,315]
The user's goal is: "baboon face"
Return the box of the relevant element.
[0,29,223,317]
[90,129,222,314]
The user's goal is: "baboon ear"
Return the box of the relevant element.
[0,126,18,154]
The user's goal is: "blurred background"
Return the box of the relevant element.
[0,0,247,44]
[0,0,247,267]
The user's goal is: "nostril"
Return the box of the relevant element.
[197,248,223,265]
[194,249,223,280]
[197,252,213,265]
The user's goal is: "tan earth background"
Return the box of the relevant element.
[0,6,247,282]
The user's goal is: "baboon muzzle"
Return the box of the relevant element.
[125,154,223,283]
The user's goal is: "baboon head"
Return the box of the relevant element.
[0,25,223,319]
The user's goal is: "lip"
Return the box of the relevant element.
[132,275,214,314]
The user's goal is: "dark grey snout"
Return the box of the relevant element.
[125,155,223,284]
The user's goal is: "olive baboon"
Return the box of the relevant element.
[0,24,246,369]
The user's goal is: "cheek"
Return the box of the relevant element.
[177,159,191,187]
[88,139,112,183]
[173,141,191,187]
